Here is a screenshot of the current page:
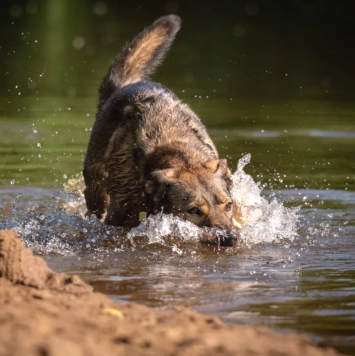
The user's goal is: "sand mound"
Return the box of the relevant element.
[0,230,92,293]
[0,230,342,356]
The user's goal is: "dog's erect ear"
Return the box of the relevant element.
[203,159,231,176]
[217,159,231,178]
[218,159,233,190]
[157,168,178,180]
[203,158,233,190]
[203,159,220,172]
[145,168,178,195]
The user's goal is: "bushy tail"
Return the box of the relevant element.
[99,15,181,107]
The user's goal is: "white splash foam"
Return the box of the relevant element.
[230,154,299,245]
[128,213,201,244]
[1,154,299,253]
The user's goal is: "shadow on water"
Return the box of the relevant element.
[1,1,355,355]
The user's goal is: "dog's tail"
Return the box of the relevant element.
[99,15,181,108]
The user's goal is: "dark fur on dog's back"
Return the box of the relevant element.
[84,16,182,221]
[83,15,241,243]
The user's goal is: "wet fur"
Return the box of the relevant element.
[83,15,241,241]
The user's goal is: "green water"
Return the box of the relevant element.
[2,95,354,191]
[1,1,355,355]
[1,1,354,191]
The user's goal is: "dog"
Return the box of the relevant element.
[83,15,243,246]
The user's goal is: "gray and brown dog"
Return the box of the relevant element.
[83,15,243,246]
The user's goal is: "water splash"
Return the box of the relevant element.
[0,154,299,254]
[128,213,201,244]
[230,154,299,245]
[1,190,129,255]
[128,154,298,247]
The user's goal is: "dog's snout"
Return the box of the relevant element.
[215,229,239,247]
[200,228,239,247]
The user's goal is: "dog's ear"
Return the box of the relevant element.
[219,159,233,190]
[217,159,231,178]
[203,158,231,177]
[145,168,178,195]
[203,159,220,172]
[203,158,233,190]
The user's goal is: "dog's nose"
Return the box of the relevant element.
[199,227,240,247]
[215,229,239,247]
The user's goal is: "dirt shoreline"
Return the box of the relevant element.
[0,230,342,356]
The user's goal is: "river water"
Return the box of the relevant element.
[1,1,355,355]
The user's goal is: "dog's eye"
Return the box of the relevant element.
[188,207,203,216]
[225,202,232,212]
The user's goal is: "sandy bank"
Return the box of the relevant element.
[0,230,342,356]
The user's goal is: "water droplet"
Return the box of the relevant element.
[73,36,85,49]
[10,179,15,185]
[92,2,108,15]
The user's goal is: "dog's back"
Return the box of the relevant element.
[84,16,182,219]
[83,16,237,238]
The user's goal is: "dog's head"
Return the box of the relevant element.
[145,158,241,245]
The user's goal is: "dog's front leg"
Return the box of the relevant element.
[104,193,143,228]
[83,164,109,220]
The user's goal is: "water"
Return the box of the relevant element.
[0,154,298,251]
[1,2,355,355]
[1,158,354,354]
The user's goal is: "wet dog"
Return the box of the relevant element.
[83,15,242,246]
